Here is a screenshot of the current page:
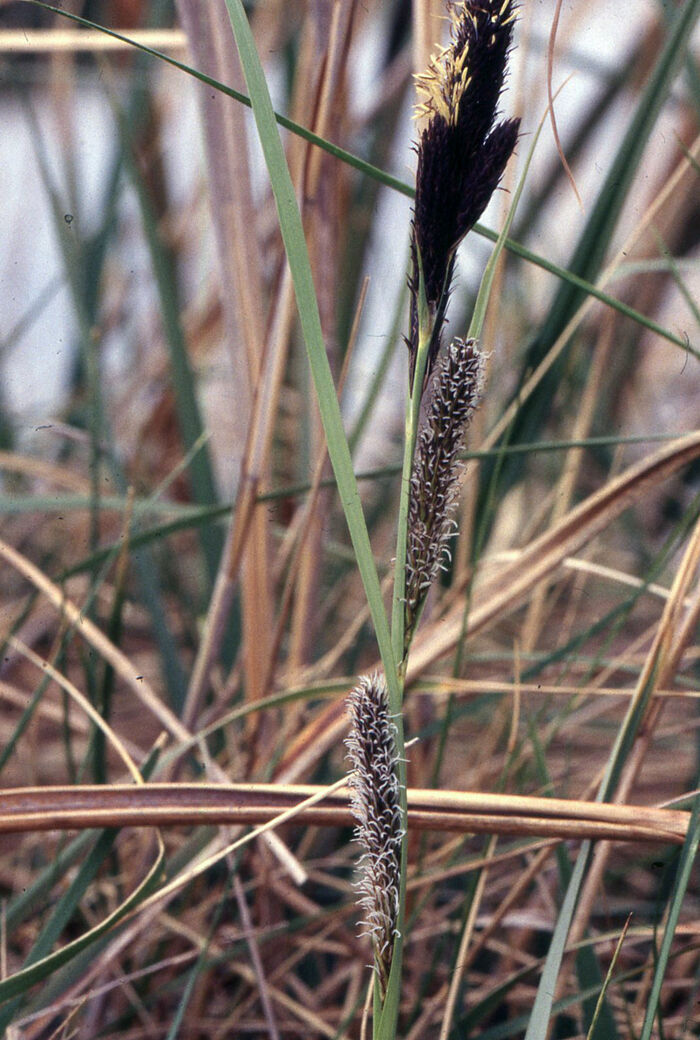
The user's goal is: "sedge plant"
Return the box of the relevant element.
[1,0,698,1034]
[344,2,520,1033]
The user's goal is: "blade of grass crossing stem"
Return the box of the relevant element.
[596,658,663,807]
[26,7,695,357]
[28,1,413,200]
[639,795,700,1040]
[221,1,397,693]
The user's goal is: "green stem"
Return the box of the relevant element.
[374,711,407,1040]
[377,269,433,1040]
[390,404,417,672]
[390,267,433,671]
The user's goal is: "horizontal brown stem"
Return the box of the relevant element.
[0,785,688,845]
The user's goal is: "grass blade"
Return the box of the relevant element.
[523,841,593,1040]
[0,831,163,1016]
[638,796,700,1040]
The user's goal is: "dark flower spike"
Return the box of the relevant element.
[408,0,520,380]
[345,674,403,998]
[404,336,485,648]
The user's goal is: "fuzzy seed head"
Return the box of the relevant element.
[404,338,485,646]
[345,675,403,996]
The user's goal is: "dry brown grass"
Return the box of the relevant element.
[0,1,698,1037]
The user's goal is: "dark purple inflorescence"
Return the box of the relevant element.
[408,0,520,381]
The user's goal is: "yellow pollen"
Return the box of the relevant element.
[413,0,513,124]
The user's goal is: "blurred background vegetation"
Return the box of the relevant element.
[0,0,698,1036]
